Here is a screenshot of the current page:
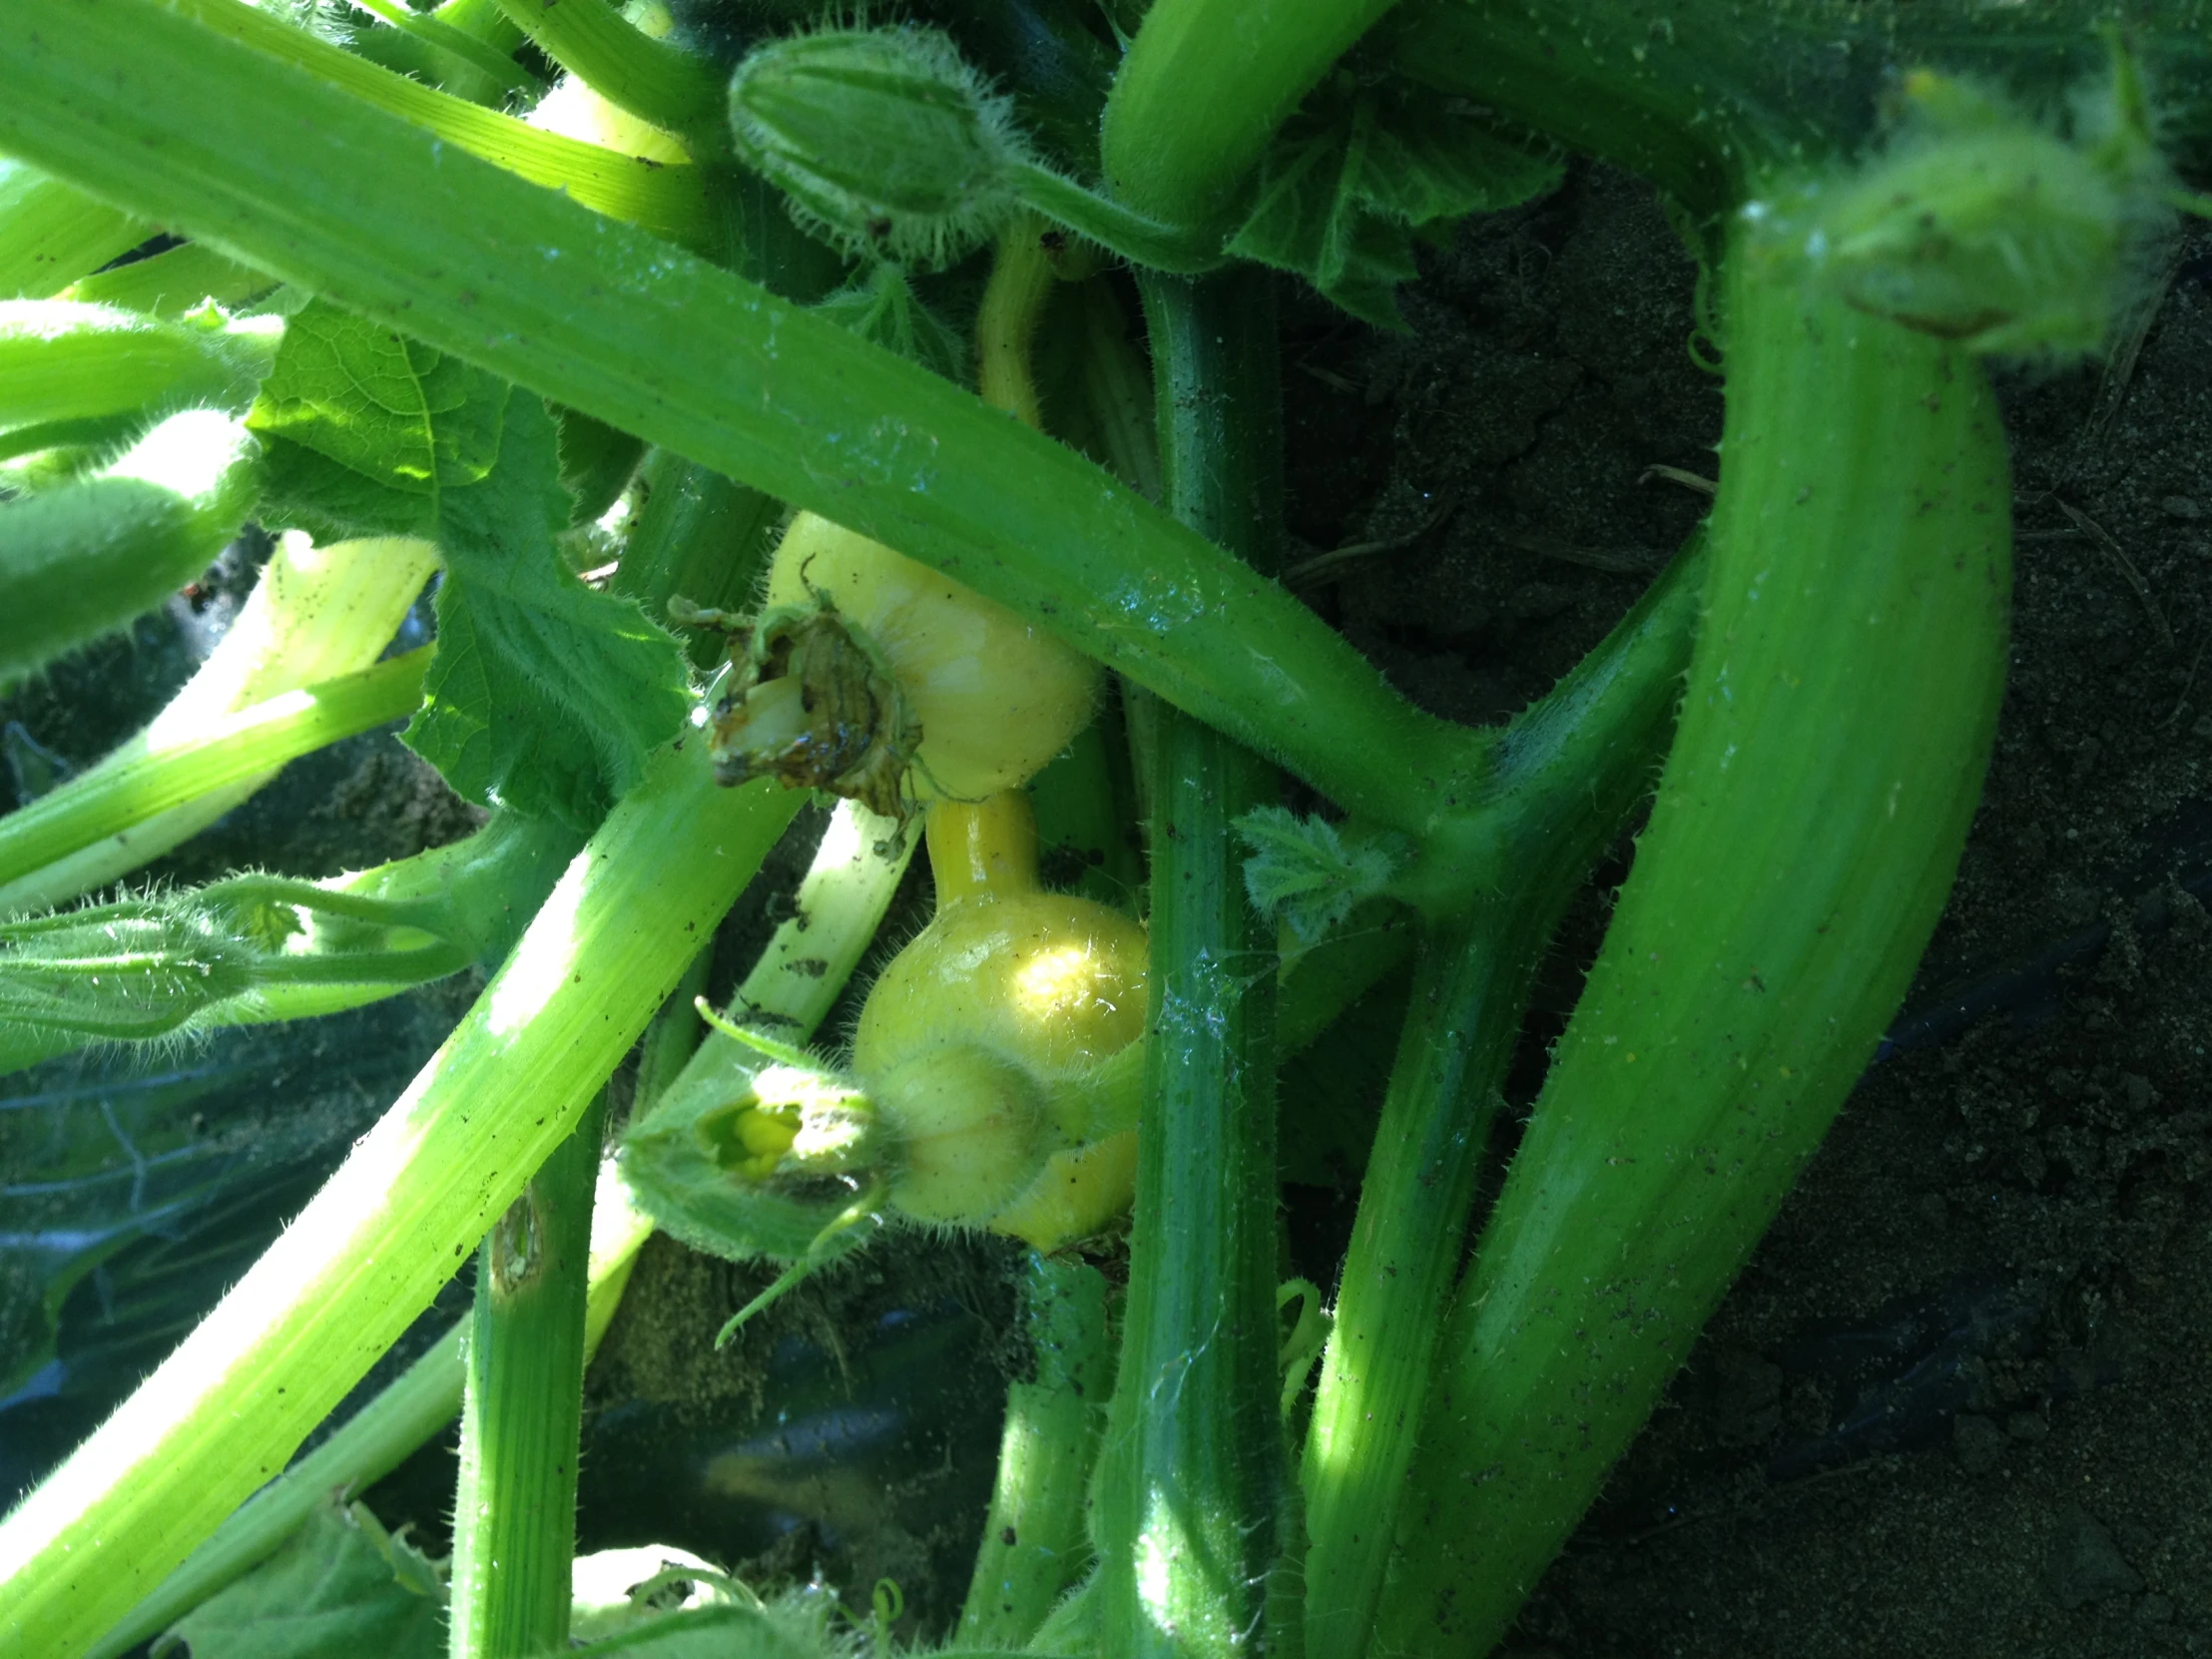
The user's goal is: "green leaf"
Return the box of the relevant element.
[810,264,970,386]
[249,304,690,827]
[158,1502,445,1659]
[1235,806,1405,946]
[254,433,433,543]
[404,395,692,827]
[1227,87,1561,328]
[249,299,502,492]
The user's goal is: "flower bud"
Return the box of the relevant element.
[1746,67,2170,359]
[726,25,1024,270]
[0,904,258,1066]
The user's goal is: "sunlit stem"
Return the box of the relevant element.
[0,739,801,1659]
[449,1094,605,1659]
[0,535,438,912]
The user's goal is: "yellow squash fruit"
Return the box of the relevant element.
[764,513,1101,805]
[853,793,1146,1247]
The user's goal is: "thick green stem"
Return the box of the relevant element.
[83,1326,464,1659]
[64,242,275,317]
[1297,914,1537,1659]
[0,650,425,891]
[165,0,718,251]
[0,159,144,298]
[0,299,277,439]
[1298,537,1705,1657]
[0,743,802,1659]
[83,805,900,1659]
[0,535,438,912]
[1093,268,1288,1658]
[1100,0,1402,230]
[956,1254,1114,1649]
[0,409,263,683]
[347,0,543,100]
[1376,221,2013,1659]
[449,1094,605,1659]
[611,448,784,659]
[0,0,1485,849]
[489,0,723,138]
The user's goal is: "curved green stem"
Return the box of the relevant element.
[1100,0,1403,229]
[1298,536,1705,1657]
[1013,164,1224,275]
[0,410,263,684]
[0,651,426,892]
[0,0,1484,850]
[490,0,722,137]
[0,745,802,1659]
[1376,216,2013,1659]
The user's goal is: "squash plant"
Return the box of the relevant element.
[1,0,2209,1656]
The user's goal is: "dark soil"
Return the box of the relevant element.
[1279,165,2212,1656]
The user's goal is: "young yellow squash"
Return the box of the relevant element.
[854,791,1145,1247]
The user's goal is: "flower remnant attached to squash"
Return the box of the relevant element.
[675,591,925,829]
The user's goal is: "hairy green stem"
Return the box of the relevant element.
[1100,0,1403,229]
[0,159,144,298]
[84,1325,464,1659]
[449,1094,605,1659]
[1296,917,1535,1659]
[1376,220,2012,1658]
[0,650,425,892]
[0,298,277,440]
[612,448,785,658]
[1299,535,1705,1657]
[162,0,718,251]
[0,743,802,1659]
[82,806,899,1659]
[0,0,1487,855]
[0,409,262,683]
[1011,164,1225,275]
[0,535,439,912]
[956,1254,1114,1649]
[1094,268,1288,1659]
[347,0,543,99]
[489,0,723,137]
[64,242,275,317]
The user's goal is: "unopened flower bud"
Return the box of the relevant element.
[1748,66,2170,359]
[0,904,257,1058]
[726,25,1025,270]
